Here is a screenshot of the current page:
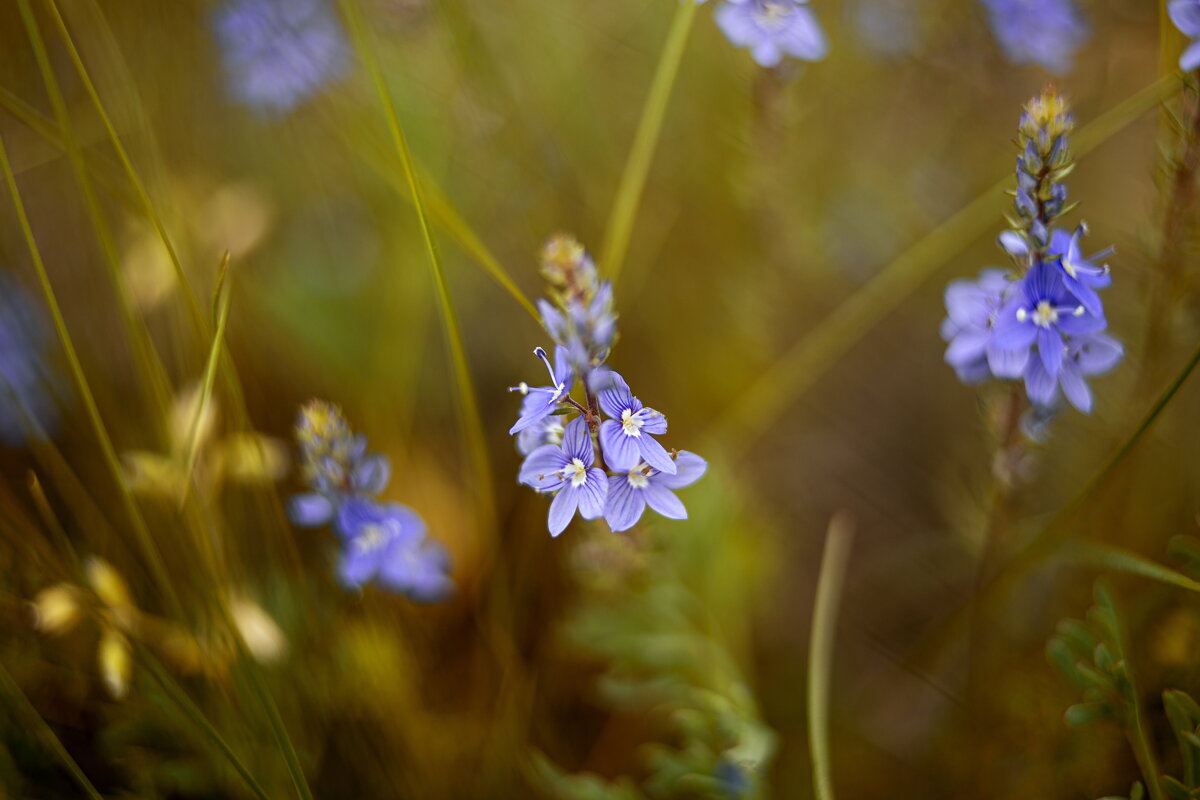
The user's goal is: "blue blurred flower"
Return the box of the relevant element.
[0,273,60,445]
[508,346,573,437]
[336,498,453,601]
[598,372,675,475]
[992,261,1106,382]
[213,0,348,115]
[1047,223,1112,316]
[604,451,707,533]
[1024,332,1123,412]
[537,236,617,380]
[289,400,390,528]
[1170,0,1200,71]
[714,0,828,67]
[519,416,608,537]
[941,268,1022,383]
[978,0,1088,74]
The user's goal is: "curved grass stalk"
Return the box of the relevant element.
[41,0,206,335]
[808,513,854,800]
[0,129,181,618]
[17,0,174,425]
[705,74,1183,462]
[601,0,697,285]
[339,0,496,526]
[0,662,104,800]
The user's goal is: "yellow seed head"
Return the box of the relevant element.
[30,584,81,636]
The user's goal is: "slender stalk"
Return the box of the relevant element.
[0,129,182,617]
[0,661,104,800]
[339,0,496,526]
[239,660,314,800]
[1109,592,1166,800]
[704,74,1182,462]
[808,513,855,800]
[601,0,696,285]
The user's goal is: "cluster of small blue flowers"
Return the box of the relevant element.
[942,90,1122,414]
[288,400,453,601]
[978,0,1088,75]
[1170,0,1200,71]
[510,236,707,537]
[707,0,828,68]
[0,273,60,445]
[212,0,348,116]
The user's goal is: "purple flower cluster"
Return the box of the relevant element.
[1169,0,1200,71]
[511,237,707,537]
[941,90,1122,414]
[212,0,348,115]
[712,0,828,68]
[0,273,60,445]
[978,0,1088,75]
[288,400,452,601]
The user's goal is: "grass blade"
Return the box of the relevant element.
[0,661,104,800]
[601,0,696,285]
[1059,540,1200,593]
[0,128,181,618]
[339,0,496,525]
[706,74,1182,461]
[808,512,854,800]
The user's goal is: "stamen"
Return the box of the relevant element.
[508,382,530,395]
[1016,308,1028,322]
[1072,306,1084,316]
[533,346,557,385]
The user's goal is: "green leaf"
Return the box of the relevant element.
[1065,701,1112,726]
[1060,540,1200,594]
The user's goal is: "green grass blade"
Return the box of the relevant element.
[179,254,233,510]
[339,0,496,525]
[1060,540,1200,593]
[238,661,314,800]
[601,0,696,285]
[0,661,104,800]
[17,0,174,426]
[41,0,206,336]
[705,74,1182,461]
[138,651,271,800]
[808,512,854,800]
[0,129,181,618]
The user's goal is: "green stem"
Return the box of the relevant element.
[601,0,696,285]
[339,0,496,526]
[808,513,855,800]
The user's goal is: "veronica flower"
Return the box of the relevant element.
[604,452,707,533]
[1047,224,1111,316]
[519,417,608,537]
[941,268,1023,383]
[992,262,1106,379]
[978,0,1088,75]
[1024,332,1123,413]
[598,373,676,475]
[1169,0,1200,71]
[0,273,60,445]
[288,400,391,529]
[509,346,573,436]
[336,498,453,601]
[715,0,828,68]
[213,0,348,115]
[515,396,565,456]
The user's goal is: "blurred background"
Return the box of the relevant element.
[0,0,1198,797]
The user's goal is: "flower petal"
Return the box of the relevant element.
[287,492,334,527]
[1038,326,1064,376]
[644,483,687,520]
[350,454,390,495]
[561,416,594,465]
[600,419,641,471]
[547,486,580,537]
[519,444,568,491]
[658,451,707,490]
[637,434,677,475]
[1059,365,1093,413]
[637,407,668,435]
[1024,356,1058,407]
[944,329,990,367]
[577,469,609,520]
[597,371,635,418]
[986,342,1028,379]
[990,300,1037,350]
[1074,333,1124,375]
[604,476,646,533]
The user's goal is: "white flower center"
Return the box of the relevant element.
[627,469,650,490]
[564,458,588,487]
[754,0,794,29]
[545,418,564,445]
[1031,300,1058,328]
[354,523,390,554]
[621,408,643,437]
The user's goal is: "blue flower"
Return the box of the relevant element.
[597,372,676,475]
[336,498,453,602]
[515,397,565,456]
[508,346,573,436]
[715,0,828,68]
[288,400,391,528]
[1048,223,1111,316]
[941,268,1023,383]
[537,236,618,379]
[519,416,608,537]
[1024,332,1123,413]
[992,261,1106,380]
[0,273,60,445]
[978,0,1088,75]
[1170,0,1200,71]
[213,0,348,115]
[604,451,707,533]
